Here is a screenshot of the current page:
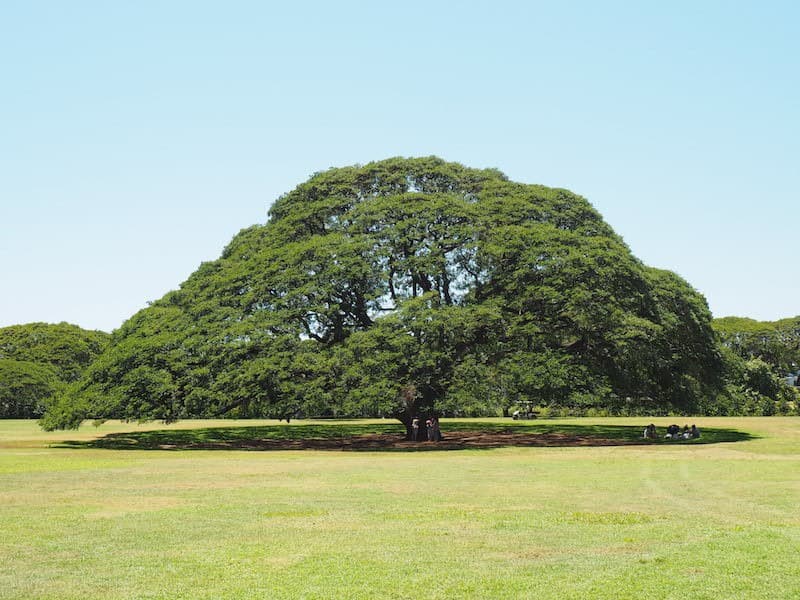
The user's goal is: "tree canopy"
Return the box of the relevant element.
[0,322,109,418]
[41,157,724,431]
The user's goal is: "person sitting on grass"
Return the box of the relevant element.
[665,424,680,439]
[690,424,700,439]
[643,423,657,439]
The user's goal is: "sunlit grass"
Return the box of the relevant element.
[1,417,798,599]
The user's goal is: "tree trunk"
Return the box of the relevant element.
[402,418,414,441]
[395,384,437,440]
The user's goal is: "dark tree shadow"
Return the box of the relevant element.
[57,422,755,452]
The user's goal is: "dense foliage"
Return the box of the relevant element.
[42,157,725,431]
[711,316,800,415]
[0,323,109,418]
[713,316,800,374]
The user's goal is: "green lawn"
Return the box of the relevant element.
[1,417,798,599]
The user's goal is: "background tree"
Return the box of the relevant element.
[0,323,109,418]
[713,316,800,375]
[0,359,60,418]
[0,322,109,382]
[709,316,800,415]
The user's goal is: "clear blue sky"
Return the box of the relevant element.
[2,1,798,332]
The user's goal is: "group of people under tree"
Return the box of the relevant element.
[643,423,700,440]
[410,416,442,442]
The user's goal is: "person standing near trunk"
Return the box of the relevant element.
[411,416,420,442]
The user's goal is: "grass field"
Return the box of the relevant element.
[1,417,798,599]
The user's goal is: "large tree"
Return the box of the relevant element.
[42,157,723,432]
